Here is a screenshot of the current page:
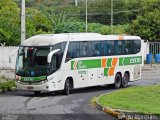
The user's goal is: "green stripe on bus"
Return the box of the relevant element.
[119,56,142,66]
[71,61,74,70]
[71,56,142,70]
[107,58,112,67]
[71,59,101,70]
[20,76,46,82]
[104,68,109,76]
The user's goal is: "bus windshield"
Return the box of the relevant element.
[16,42,66,77]
[16,47,50,77]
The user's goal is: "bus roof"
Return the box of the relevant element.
[21,33,141,46]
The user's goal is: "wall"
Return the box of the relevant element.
[0,46,18,79]
[0,46,18,69]
[142,41,149,61]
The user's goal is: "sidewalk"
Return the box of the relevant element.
[142,64,160,71]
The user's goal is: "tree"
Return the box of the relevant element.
[0,0,20,45]
[25,7,53,38]
[130,9,160,41]
[54,19,85,33]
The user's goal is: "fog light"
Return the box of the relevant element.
[41,81,44,83]
[46,86,49,89]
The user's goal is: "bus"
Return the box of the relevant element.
[15,33,143,95]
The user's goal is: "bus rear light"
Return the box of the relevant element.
[41,81,44,83]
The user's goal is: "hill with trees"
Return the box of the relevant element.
[0,0,159,45]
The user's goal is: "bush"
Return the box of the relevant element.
[0,80,15,92]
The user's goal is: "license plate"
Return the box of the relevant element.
[27,86,33,90]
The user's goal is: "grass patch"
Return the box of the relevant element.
[0,77,15,92]
[98,85,160,115]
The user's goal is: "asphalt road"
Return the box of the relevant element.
[0,65,160,120]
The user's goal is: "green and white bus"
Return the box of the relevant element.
[15,33,143,95]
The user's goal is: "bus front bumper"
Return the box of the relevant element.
[15,81,61,92]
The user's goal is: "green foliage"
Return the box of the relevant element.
[88,23,110,34]
[54,19,85,33]
[26,7,53,38]
[0,80,15,92]
[130,9,160,41]
[88,23,130,35]
[0,0,20,45]
[0,0,159,45]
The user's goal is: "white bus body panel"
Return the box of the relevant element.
[16,33,142,92]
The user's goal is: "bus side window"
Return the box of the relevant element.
[117,40,125,55]
[65,51,71,62]
[80,41,92,57]
[92,42,101,56]
[110,41,115,55]
[134,40,141,54]
[125,40,131,54]
[103,41,110,56]
[65,42,79,62]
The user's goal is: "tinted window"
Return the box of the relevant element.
[115,40,125,55]
[103,41,110,56]
[66,42,80,62]
[51,42,67,67]
[79,41,92,57]
[65,39,141,61]
[92,41,103,56]
[125,40,134,54]
[110,41,115,55]
[133,40,141,54]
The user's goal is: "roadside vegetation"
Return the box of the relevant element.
[0,0,160,45]
[0,76,15,92]
[98,85,160,115]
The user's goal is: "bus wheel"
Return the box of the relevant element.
[114,73,122,89]
[34,91,41,95]
[122,73,129,88]
[63,79,70,95]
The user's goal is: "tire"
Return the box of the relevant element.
[121,73,129,88]
[114,73,122,89]
[34,91,41,95]
[63,79,70,95]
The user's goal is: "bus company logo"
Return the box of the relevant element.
[130,58,141,64]
[78,70,87,74]
[73,60,78,70]
[23,77,34,81]
[77,61,87,69]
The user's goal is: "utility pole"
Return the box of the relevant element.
[86,0,88,33]
[21,0,26,44]
[75,0,78,6]
[111,0,113,34]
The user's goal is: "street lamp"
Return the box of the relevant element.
[86,0,88,33]
[111,0,113,34]
[21,0,26,43]
[75,0,78,6]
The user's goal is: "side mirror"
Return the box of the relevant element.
[47,49,60,63]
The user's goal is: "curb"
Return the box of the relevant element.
[95,91,159,120]
[95,91,125,119]
[95,91,132,120]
